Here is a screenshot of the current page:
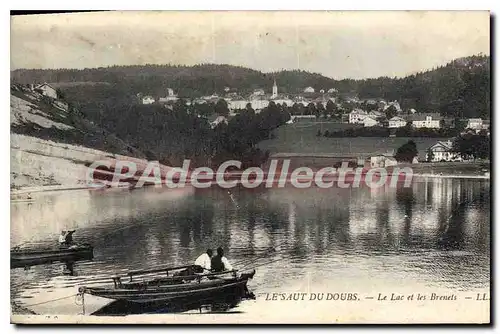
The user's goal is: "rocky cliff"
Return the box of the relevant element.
[10,84,151,190]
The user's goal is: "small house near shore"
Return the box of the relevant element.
[426,140,461,162]
[369,154,398,168]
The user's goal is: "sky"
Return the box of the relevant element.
[11,11,490,79]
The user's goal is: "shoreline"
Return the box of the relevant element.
[10,169,489,196]
[11,301,37,315]
[413,173,489,180]
[399,161,490,179]
[11,184,91,196]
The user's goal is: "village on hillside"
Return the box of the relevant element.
[22,78,491,170]
[134,79,490,165]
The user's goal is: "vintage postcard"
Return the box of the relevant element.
[10,11,490,324]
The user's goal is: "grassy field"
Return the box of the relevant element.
[258,122,453,159]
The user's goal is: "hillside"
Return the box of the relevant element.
[11,65,336,104]
[10,84,147,189]
[10,83,290,189]
[351,55,491,118]
[11,55,490,118]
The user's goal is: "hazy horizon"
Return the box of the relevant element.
[11,11,490,80]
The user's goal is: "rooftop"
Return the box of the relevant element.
[430,140,454,150]
[389,116,406,121]
[407,113,442,121]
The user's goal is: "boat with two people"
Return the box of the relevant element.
[78,263,256,315]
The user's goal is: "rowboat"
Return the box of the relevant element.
[79,265,256,308]
[11,243,94,268]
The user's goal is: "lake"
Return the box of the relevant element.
[10,177,490,322]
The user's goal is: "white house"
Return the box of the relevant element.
[388,116,407,128]
[159,96,178,103]
[369,154,398,168]
[201,94,220,102]
[250,99,270,111]
[304,87,315,93]
[363,116,380,127]
[410,113,441,129]
[228,100,249,111]
[35,83,58,99]
[426,140,461,162]
[349,109,368,124]
[467,118,483,130]
[158,88,178,103]
[327,88,338,94]
[142,96,155,105]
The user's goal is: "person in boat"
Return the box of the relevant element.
[211,247,233,272]
[59,231,67,244]
[194,249,213,274]
[59,230,76,247]
[26,193,32,200]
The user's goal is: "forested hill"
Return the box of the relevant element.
[11,54,490,117]
[349,55,490,118]
[10,64,335,97]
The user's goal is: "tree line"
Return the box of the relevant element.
[11,54,490,119]
[80,99,290,168]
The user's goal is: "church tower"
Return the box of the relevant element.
[272,79,278,99]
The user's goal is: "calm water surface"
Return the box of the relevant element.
[10,178,490,315]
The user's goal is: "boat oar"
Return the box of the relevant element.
[227,190,239,209]
[233,240,291,268]
[240,256,289,271]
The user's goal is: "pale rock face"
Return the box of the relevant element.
[11,134,102,188]
[10,87,164,190]
[11,95,73,131]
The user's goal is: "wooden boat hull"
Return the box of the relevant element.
[81,276,253,304]
[92,286,250,315]
[11,244,94,268]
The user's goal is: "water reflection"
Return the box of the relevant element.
[11,178,490,314]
